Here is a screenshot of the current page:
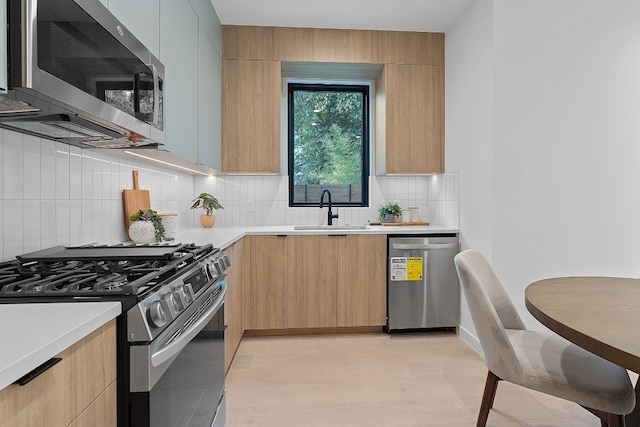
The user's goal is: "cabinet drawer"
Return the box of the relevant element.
[0,320,116,427]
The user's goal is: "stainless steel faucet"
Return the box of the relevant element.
[320,189,339,226]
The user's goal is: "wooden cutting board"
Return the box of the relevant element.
[122,170,150,229]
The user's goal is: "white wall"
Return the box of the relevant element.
[445,0,493,350]
[447,0,640,347]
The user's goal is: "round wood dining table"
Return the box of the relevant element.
[526,276,640,425]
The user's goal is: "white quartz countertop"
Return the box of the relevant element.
[176,224,458,250]
[0,302,121,391]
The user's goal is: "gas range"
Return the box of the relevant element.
[0,242,229,426]
[0,242,228,340]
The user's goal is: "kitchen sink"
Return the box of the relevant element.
[293,225,370,230]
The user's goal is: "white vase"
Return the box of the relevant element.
[128,221,156,244]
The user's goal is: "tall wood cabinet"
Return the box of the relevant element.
[221,59,281,173]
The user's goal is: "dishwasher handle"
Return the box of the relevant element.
[391,243,458,251]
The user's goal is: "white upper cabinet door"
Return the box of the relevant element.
[108,0,160,58]
[197,27,222,170]
[159,0,199,163]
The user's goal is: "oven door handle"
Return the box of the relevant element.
[151,285,226,368]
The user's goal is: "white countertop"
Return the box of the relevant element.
[0,302,121,391]
[176,224,459,250]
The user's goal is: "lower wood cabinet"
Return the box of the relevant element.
[287,235,338,328]
[224,239,246,372]
[337,234,386,327]
[245,234,387,331]
[0,320,117,427]
[246,236,287,330]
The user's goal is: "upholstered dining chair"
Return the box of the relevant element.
[454,249,635,427]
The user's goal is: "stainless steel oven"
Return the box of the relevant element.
[130,281,227,427]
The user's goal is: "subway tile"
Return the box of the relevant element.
[81,152,93,200]
[3,132,23,199]
[22,200,41,253]
[3,200,23,259]
[22,135,41,200]
[92,154,103,200]
[109,156,121,200]
[55,199,70,246]
[101,157,112,202]
[69,146,82,200]
[81,200,93,244]
[40,200,56,249]
[55,143,70,200]
[0,130,4,200]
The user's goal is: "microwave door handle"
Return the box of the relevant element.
[150,285,226,368]
[150,64,160,125]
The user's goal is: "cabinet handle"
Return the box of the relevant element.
[13,357,62,386]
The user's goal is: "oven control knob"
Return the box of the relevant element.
[207,261,218,279]
[223,255,231,268]
[163,293,181,316]
[173,286,191,308]
[217,259,226,273]
[148,301,169,328]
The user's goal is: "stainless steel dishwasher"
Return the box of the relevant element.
[387,235,460,332]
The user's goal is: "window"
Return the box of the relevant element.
[288,83,370,207]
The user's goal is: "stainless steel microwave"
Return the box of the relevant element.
[0,0,164,148]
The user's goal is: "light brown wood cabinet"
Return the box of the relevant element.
[222,26,276,60]
[224,239,246,372]
[0,320,117,427]
[276,27,374,63]
[376,63,444,174]
[221,59,281,173]
[337,234,386,327]
[286,235,338,328]
[246,236,287,330]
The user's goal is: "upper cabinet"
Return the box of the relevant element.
[222,26,445,175]
[109,0,223,171]
[159,0,199,164]
[221,59,281,173]
[376,64,444,174]
[108,0,160,58]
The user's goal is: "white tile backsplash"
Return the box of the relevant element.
[193,173,460,228]
[0,128,197,261]
[0,124,459,261]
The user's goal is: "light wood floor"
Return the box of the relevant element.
[225,331,601,426]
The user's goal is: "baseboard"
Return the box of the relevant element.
[458,325,483,356]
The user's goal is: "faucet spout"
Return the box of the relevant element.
[319,189,339,226]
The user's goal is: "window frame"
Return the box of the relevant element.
[287,82,370,208]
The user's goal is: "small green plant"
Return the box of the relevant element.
[190,193,224,215]
[378,202,402,221]
[130,209,165,241]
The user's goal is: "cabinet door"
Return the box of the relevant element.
[248,236,287,330]
[337,235,386,327]
[108,0,160,58]
[224,240,245,371]
[198,27,222,170]
[222,59,280,173]
[0,321,116,427]
[383,63,444,174]
[286,236,337,328]
[159,0,199,163]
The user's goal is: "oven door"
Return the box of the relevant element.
[130,283,226,427]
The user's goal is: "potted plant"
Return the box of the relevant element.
[129,209,165,244]
[378,202,402,223]
[191,193,224,228]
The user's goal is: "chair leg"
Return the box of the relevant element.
[607,414,625,427]
[477,371,501,427]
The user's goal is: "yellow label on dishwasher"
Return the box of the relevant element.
[390,257,423,281]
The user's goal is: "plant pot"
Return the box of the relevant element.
[128,221,156,244]
[200,214,216,228]
[381,214,398,223]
